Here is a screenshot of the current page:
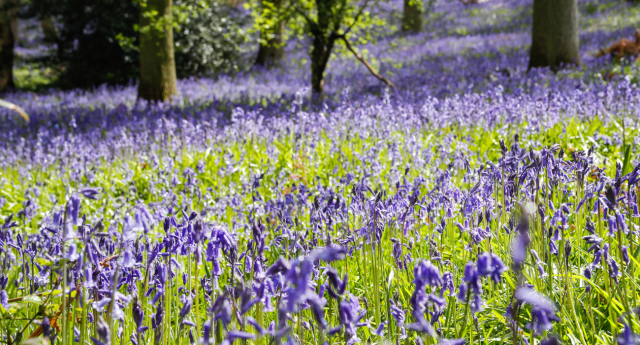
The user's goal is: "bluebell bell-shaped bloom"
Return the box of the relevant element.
[42,317,51,339]
[414,260,443,287]
[79,187,100,200]
[489,254,508,283]
[463,262,482,294]
[540,336,560,345]
[265,258,291,277]
[592,248,603,268]
[617,213,629,235]
[585,218,596,235]
[584,267,592,293]
[514,287,559,335]
[608,215,618,237]
[65,242,79,261]
[512,233,529,270]
[373,322,385,337]
[226,331,256,342]
[245,316,267,336]
[67,194,82,226]
[608,258,621,284]
[310,246,346,263]
[441,271,454,296]
[308,294,328,330]
[476,252,492,276]
[583,234,602,252]
[457,282,468,303]
[616,323,640,345]
[549,240,558,257]
[623,246,630,265]
[179,296,193,323]
[0,290,8,309]
[92,316,111,345]
[389,299,407,339]
[471,293,484,313]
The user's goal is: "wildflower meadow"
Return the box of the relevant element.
[2,0,640,345]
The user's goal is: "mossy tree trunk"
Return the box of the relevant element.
[40,16,58,42]
[402,0,422,33]
[309,0,339,97]
[310,32,336,96]
[0,0,18,92]
[255,0,285,68]
[138,0,178,102]
[529,0,580,71]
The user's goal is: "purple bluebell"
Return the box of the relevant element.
[622,246,630,265]
[541,337,560,345]
[514,287,559,335]
[617,323,640,345]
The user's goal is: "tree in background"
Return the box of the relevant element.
[276,0,394,96]
[254,0,286,67]
[528,0,580,71]
[27,0,140,88]
[40,15,56,42]
[138,0,178,101]
[174,0,253,78]
[0,0,19,92]
[402,0,422,33]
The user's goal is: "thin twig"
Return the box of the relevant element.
[340,37,397,89]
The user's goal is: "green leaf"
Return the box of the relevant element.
[23,295,44,305]
[621,144,632,176]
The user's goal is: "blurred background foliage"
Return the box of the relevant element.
[17,0,255,89]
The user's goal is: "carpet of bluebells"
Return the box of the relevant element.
[3,0,640,345]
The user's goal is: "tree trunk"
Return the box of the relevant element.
[310,34,334,96]
[528,0,580,71]
[255,0,285,67]
[0,0,17,92]
[402,0,423,33]
[138,0,178,102]
[40,16,58,43]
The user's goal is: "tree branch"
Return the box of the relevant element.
[341,36,396,89]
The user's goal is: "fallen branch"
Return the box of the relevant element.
[596,29,640,62]
[28,285,80,339]
[340,37,397,89]
[459,0,489,4]
[0,99,29,122]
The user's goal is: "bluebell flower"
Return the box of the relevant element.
[583,234,602,252]
[476,252,492,276]
[584,267,592,293]
[373,322,385,337]
[310,246,346,262]
[541,337,560,345]
[0,290,8,309]
[622,245,630,265]
[414,260,443,287]
[441,271,454,296]
[608,215,618,237]
[226,331,256,342]
[617,213,628,235]
[514,287,559,335]
[457,282,468,303]
[616,323,640,345]
[79,187,100,200]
